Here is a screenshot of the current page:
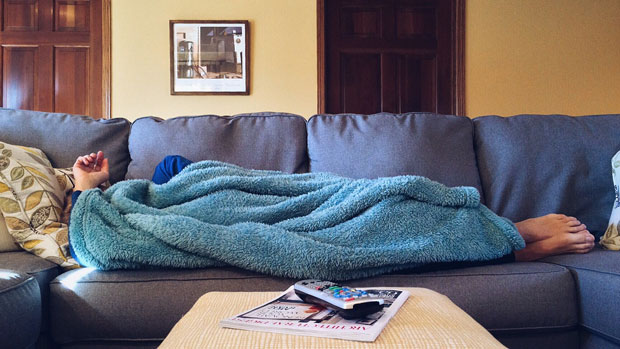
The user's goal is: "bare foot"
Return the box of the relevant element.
[515,230,595,261]
[515,214,587,243]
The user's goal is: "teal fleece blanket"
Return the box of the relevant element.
[69,161,525,280]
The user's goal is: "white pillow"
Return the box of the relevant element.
[601,150,620,250]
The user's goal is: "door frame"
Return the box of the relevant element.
[316,0,465,115]
[102,0,112,118]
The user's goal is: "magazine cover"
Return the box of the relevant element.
[219,286,410,342]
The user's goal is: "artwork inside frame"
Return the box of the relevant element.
[170,20,250,95]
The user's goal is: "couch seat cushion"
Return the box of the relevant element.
[354,262,577,334]
[0,269,41,349]
[542,246,620,345]
[0,251,60,289]
[49,262,575,345]
[474,114,620,238]
[0,251,60,332]
[126,113,308,180]
[50,267,293,344]
[307,113,484,198]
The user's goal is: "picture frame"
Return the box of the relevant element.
[170,20,250,95]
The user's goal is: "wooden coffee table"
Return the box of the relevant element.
[160,287,505,348]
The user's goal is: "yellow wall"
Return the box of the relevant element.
[112,0,620,120]
[112,0,317,121]
[466,0,620,117]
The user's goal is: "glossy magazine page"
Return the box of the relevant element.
[219,286,410,342]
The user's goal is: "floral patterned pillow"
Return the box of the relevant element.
[601,150,620,250]
[0,215,20,252]
[0,142,78,268]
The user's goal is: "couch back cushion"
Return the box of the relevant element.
[126,113,308,179]
[0,109,131,184]
[474,114,620,237]
[307,113,484,195]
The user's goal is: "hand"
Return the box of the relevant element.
[73,151,110,191]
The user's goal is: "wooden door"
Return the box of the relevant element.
[0,0,109,118]
[319,0,464,115]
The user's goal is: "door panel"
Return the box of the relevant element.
[395,6,435,39]
[3,0,38,32]
[340,7,381,38]
[322,0,462,115]
[0,0,106,118]
[55,46,89,114]
[2,46,37,109]
[341,53,381,114]
[399,55,436,112]
[55,0,90,32]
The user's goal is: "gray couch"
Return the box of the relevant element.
[1,109,620,349]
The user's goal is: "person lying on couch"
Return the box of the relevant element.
[68,151,595,277]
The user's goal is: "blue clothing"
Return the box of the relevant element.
[151,155,194,184]
[69,190,83,265]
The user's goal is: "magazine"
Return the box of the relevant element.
[219,286,410,342]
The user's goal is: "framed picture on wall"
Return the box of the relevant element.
[170,20,250,95]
